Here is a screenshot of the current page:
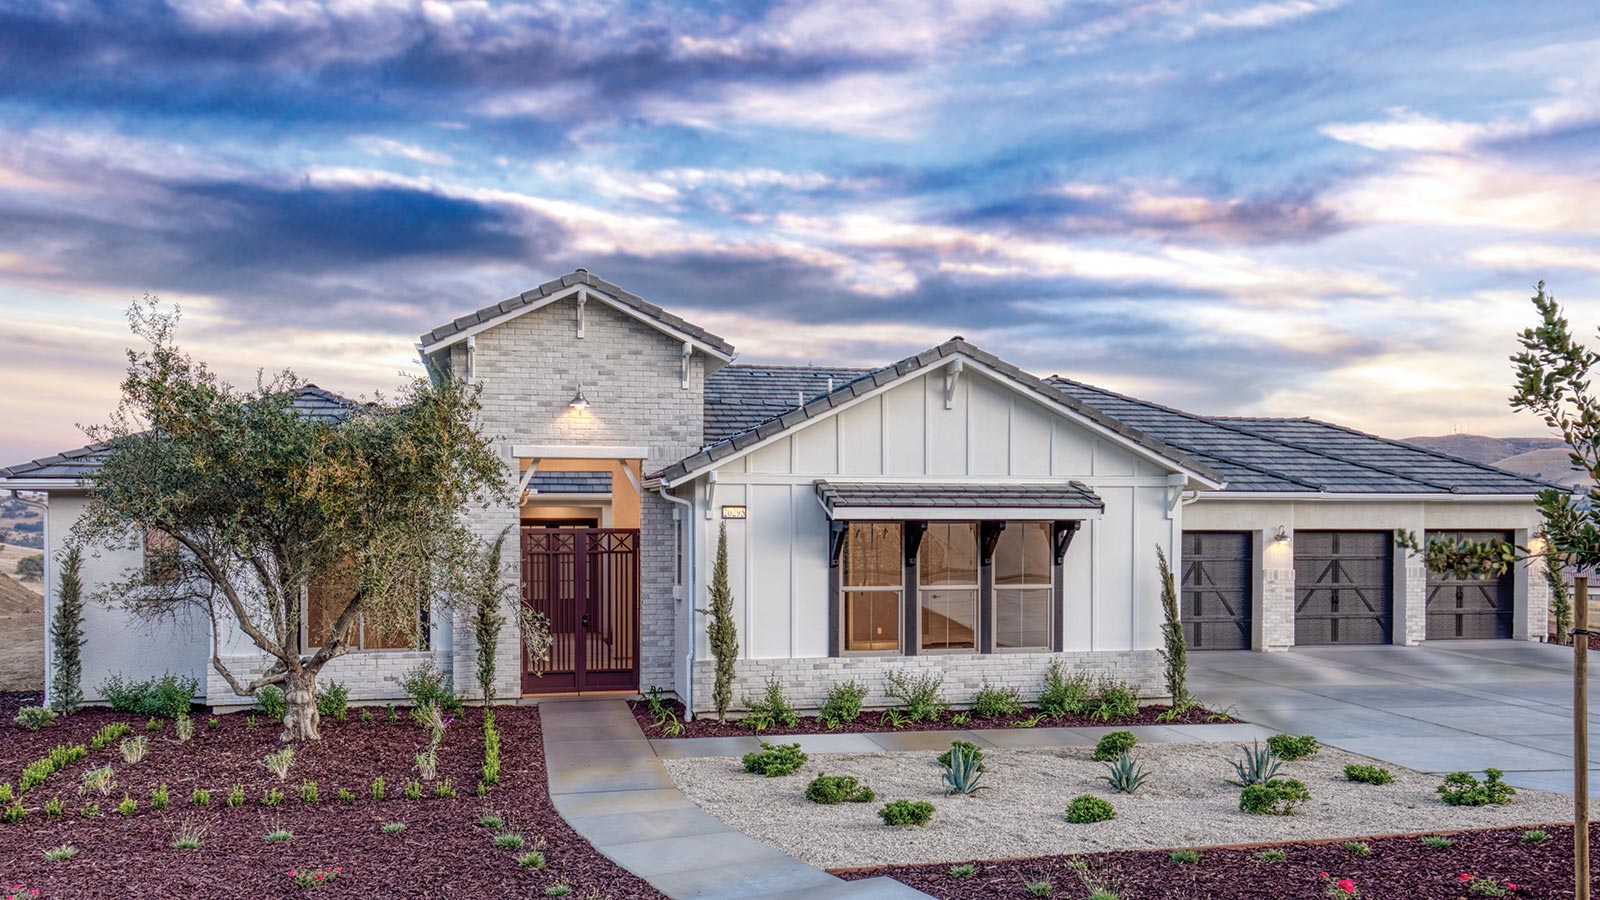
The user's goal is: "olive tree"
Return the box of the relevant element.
[75,301,505,741]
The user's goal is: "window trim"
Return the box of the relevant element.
[916,522,980,655]
[301,563,428,654]
[990,521,1057,654]
[835,521,906,657]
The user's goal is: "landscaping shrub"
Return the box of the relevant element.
[262,747,295,780]
[1240,778,1310,816]
[941,743,985,795]
[336,788,356,804]
[227,784,245,807]
[402,661,463,713]
[741,678,800,731]
[482,710,502,786]
[517,851,547,869]
[1344,764,1393,785]
[886,670,947,722]
[116,794,136,816]
[15,706,55,731]
[370,776,386,801]
[878,799,935,827]
[1420,835,1455,849]
[49,546,85,714]
[742,742,807,777]
[434,777,455,799]
[937,740,985,771]
[1037,663,1093,718]
[949,864,977,878]
[403,778,423,801]
[150,783,169,810]
[818,679,868,727]
[707,523,738,722]
[1024,878,1051,897]
[290,867,340,888]
[316,681,349,722]
[172,819,206,850]
[265,826,293,844]
[145,716,162,732]
[3,799,26,823]
[173,712,194,742]
[1524,829,1549,842]
[1102,752,1149,794]
[1232,741,1283,785]
[78,765,115,797]
[1169,849,1200,865]
[43,797,62,819]
[1065,795,1116,824]
[78,802,99,818]
[1093,730,1137,762]
[972,682,1024,718]
[381,822,406,834]
[191,788,210,807]
[492,832,525,850]
[262,787,285,807]
[1267,733,1320,761]
[1155,545,1190,708]
[254,685,287,723]
[88,722,130,751]
[413,703,448,780]
[301,780,319,804]
[120,736,148,764]
[1257,849,1288,862]
[42,844,75,863]
[0,784,11,803]
[1092,678,1139,720]
[1438,769,1516,806]
[805,774,875,804]
[1342,841,1370,857]
[99,674,197,718]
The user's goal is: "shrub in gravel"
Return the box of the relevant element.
[317,681,350,722]
[150,783,169,810]
[1093,731,1137,762]
[191,788,210,807]
[361,709,373,723]
[878,799,936,827]
[937,740,985,771]
[1342,841,1370,857]
[949,864,977,878]
[262,747,295,781]
[1257,849,1287,862]
[492,832,525,850]
[1420,835,1455,849]
[146,716,162,732]
[1169,849,1200,865]
[973,682,1025,719]
[207,717,219,731]
[120,736,148,764]
[2,799,25,823]
[1524,829,1549,842]
[44,797,62,819]
[15,706,56,731]
[1344,764,1393,785]
[262,788,285,807]
[1102,752,1150,794]
[174,713,194,742]
[116,794,136,816]
[42,844,76,863]
[1065,795,1115,824]
[1091,678,1139,721]
[805,774,875,804]
[79,765,115,798]
[742,742,807,777]
[1231,741,1283,786]
[1038,664,1094,718]
[434,777,455,799]
[370,776,386,801]
[100,674,198,718]
[1267,734,1320,761]
[479,811,505,829]
[1240,778,1309,816]
[545,885,572,897]
[742,678,801,732]
[254,685,287,723]
[887,671,948,722]
[1438,769,1515,806]
[289,867,340,888]
[265,825,293,844]
[403,779,423,801]
[381,822,405,834]
[402,661,462,714]
[941,744,986,796]
[88,722,131,751]
[172,818,207,850]
[301,780,319,804]
[0,784,10,804]
[227,784,245,807]
[517,850,547,869]
[337,788,356,804]
[482,710,502,786]
[1024,878,1052,897]
[79,802,99,818]
[819,679,868,728]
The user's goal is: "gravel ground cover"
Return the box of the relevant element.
[633,698,1229,739]
[839,824,1583,899]
[0,692,662,899]
[662,740,1571,870]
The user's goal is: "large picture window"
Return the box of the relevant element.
[842,522,902,652]
[305,558,418,651]
[994,522,1054,650]
[918,522,978,651]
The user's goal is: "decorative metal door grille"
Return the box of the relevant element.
[1293,531,1393,645]
[521,528,640,693]
[1425,530,1514,640]
[1180,531,1252,650]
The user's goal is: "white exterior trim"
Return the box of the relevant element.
[511,444,650,459]
[826,506,1104,521]
[0,479,87,491]
[1195,492,1543,503]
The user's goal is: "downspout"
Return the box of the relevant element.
[12,491,50,705]
[657,485,696,721]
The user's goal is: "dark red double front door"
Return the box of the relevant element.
[520,528,640,693]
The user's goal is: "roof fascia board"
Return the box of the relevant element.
[0,478,87,491]
[1195,492,1543,502]
[823,507,1105,521]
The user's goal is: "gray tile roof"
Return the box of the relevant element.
[816,480,1103,514]
[650,338,1224,487]
[419,268,736,357]
[527,471,612,495]
[1048,377,1556,495]
[704,364,872,444]
[0,386,361,484]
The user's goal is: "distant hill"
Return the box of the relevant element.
[1402,434,1590,488]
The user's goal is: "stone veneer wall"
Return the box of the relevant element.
[690,650,1166,716]
[206,649,446,711]
[448,293,706,701]
[1260,565,1295,651]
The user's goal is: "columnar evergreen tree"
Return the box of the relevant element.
[704,523,738,722]
[1545,534,1574,645]
[1155,545,1189,707]
[49,545,85,714]
[469,529,511,706]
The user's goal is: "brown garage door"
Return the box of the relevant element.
[1181,531,1253,650]
[1425,530,1514,640]
[1294,531,1393,645]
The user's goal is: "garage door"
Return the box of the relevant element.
[1181,531,1252,650]
[1425,530,1514,640]
[1294,531,1393,645]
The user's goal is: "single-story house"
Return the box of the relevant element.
[0,270,1555,716]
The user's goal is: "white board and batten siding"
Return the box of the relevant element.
[692,368,1183,663]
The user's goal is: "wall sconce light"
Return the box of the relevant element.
[1273,526,1291,544]
[569,386,590,412]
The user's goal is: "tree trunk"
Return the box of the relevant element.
[281,669,321,742]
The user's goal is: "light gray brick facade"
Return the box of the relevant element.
[207,649,444,711]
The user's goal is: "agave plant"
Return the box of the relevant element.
[1231,741,1282,786]
[1102,752,1149,794]
[942,743,986,796]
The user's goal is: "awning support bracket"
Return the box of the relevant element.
[1053,520,1082,564]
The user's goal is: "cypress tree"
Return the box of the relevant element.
[50,545,85,714]
[705,524,738,722]
[1155,545,1189,708]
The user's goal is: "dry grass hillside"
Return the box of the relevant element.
[0,571,43,691]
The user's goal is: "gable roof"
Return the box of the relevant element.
[0,385,361,487]
[649,338,1225,488]
[704,364,872,445]
[419,268,736,359]
[1048,377,1556,495]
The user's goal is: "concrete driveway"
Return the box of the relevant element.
[1189,641,1596,797]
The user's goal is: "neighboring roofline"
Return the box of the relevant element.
[0,479,87,491]
[1194,491,1545,502]
[1049,375,1562,495]
[649,339,1227,490]
[418,270,736,362]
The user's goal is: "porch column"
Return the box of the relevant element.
[1259,527,1295,651]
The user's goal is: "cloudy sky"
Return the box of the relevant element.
[2,0,1598,466]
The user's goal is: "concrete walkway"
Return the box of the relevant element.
[540,699,930,900]
[1190,641,1595,796]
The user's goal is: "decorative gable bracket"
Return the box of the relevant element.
[943,358,964,409]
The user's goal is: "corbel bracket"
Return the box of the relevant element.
[943,358,964,410]
[1052,520,1082,564]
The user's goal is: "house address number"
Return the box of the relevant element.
[721,505,747,519]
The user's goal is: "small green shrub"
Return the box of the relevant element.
[1523,829,1549,843]
[316,681,350,722]
[1257,849,1287,862]
[88,721,131,751]
[972,682,1024,718]
[886,670,948,722]
[1343,841,1370,857]
[253,685,286,722]
[937,740,985,771]
[742,742,807,777]
[1267,734,1320,761]
[479,811,505,829]
[79,801,99,818]
[434,777,455,799]
[805,774,875,804]
[116,793,136,816]
[1231,741,1283,785]
[1092,678,1138,720]
[949,863,977,878]
[171,818,206,850]
[300,780,319,804]
[1093,731,1137,762]
[1024,879,1052,897]
[514,849,546,868]
[741,678,800,731]
[1344,764,1393,785]
[246,715,257,729]
[2,799,25,823]
[878,799,935,826]
[1240,778,1309,816]
[42,844,77,862]
[370,776,386,801]
[264,826,293,844]
[78,764,116,798]
[1102,752,1149,794]
[545,885,572,897]
[402,661,462,713]
[119,735,148,764]
[99,674,197,718]
[337,788,356,804]
[145,716,162,732]
[191,788,211,807]
[941,743,985,796]
[174,712,194,742]
[403,778,423,801]
[208,716,219,730]
[150,783,169,810]
[1065,794,1116,823]
[262,746,295,780]
[492,831,525,850]
[1438,769,1515,806]
[381,822,406,834]
[227,784,245,807]
[482,710,502,786]
[15,705,56,731]
[361,708,373,723]
[1038,663,1093,717]
[819,679,868,727]
[1169,849,1200,865]
[1420,835,1455,849]
[44,797,63,819]
[262,787,285,807]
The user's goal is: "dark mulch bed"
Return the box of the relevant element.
[838,825,1590,899]
[632,698,1231,739]
[0,692,663,899]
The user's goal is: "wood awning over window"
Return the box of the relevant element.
[814,481,1104,521]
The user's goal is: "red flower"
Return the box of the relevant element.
[1460,874,1474,883]
[288,869,297,877]
[315,873,325,880]
[1338,879,1356,894]
[1508,885,1517,892]
[1320,871,1329,879]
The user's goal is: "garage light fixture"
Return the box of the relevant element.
[1273,526,1291,544]
[569,386,590,412]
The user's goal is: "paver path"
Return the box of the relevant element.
[540,699,931,899]
[1189,640,1596,797]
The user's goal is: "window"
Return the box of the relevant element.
[143,528,180,586]
[305,558,418,651]
[994,522,1054,650]
[841,522,902,652]
[918,522,978,651]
